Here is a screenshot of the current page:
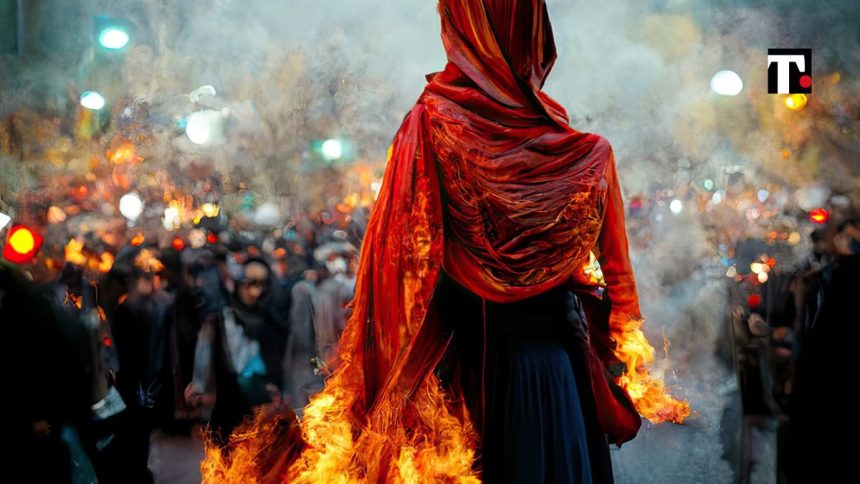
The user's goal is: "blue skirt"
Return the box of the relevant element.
[437,271,599,484]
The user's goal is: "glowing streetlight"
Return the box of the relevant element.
[186,110,225,145]
[119,192,144,221]
[80,91,106,110]
[163,206,180,230]
[710,70,744,96]
[321,139,343,161]
[98,26,130,49]
[669,199,683,214]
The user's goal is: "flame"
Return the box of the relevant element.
[134,249,165,273]
[65,239,114,273]
[203,357,479,483]
[610,316,690,424]
[64,291,83,310]
[575,252,690,424]
[202,406,305,483]
[582,251,605,285]
[97,252,115,273]
[64,238,87,265]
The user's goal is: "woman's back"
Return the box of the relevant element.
[436,270,609,483]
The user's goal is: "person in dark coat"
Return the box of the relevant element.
[229,257,288,397]
[787,219,859,483]
[108,250,170,483]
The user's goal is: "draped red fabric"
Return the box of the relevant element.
[284,0,643,479]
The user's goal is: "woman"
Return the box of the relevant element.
[208,1,646,482]
[186,255,287,441]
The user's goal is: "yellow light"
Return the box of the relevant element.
[9,228,35,254]
[758,272,769,283]
[750,262,765,274]
[343,193,359,209]
[108,143,140,165]
[47,206,67,224]
[788,231,801,245]
[784,94,808,111]
[201,203,220,218]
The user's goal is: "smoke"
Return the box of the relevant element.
[2,0,859,482]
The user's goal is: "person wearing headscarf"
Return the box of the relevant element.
[208,2,656,482]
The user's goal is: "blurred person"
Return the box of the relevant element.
[185,256,286,443]
[156,250,215,434]
[281,268,323,414]
[4,260,120,483]
[183,257,250,445]
[312,247,357,362]
[833,218,860,256]
[108,249,170,483]
[229,257,288,398]
[787,218,859,483]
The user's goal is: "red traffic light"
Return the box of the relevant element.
[3,225,43,264]
[171,236,186,252]
[809,208,829,224]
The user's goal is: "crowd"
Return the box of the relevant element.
[6,207,362,483]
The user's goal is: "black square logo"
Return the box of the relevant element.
[768,49,812,94]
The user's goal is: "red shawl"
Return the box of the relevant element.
[273,1,643,480]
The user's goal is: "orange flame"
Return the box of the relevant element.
[610,316,690,424]
[202,407,304,483]
[64,291,83,310]
[578,253,690,424]
[582,250,605,285]
[64,238,87,266]
[130,233,145,246]
[96,252,115,273]
[134,249,164,273]
[203,359,480,482]
[65,238,115,274]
